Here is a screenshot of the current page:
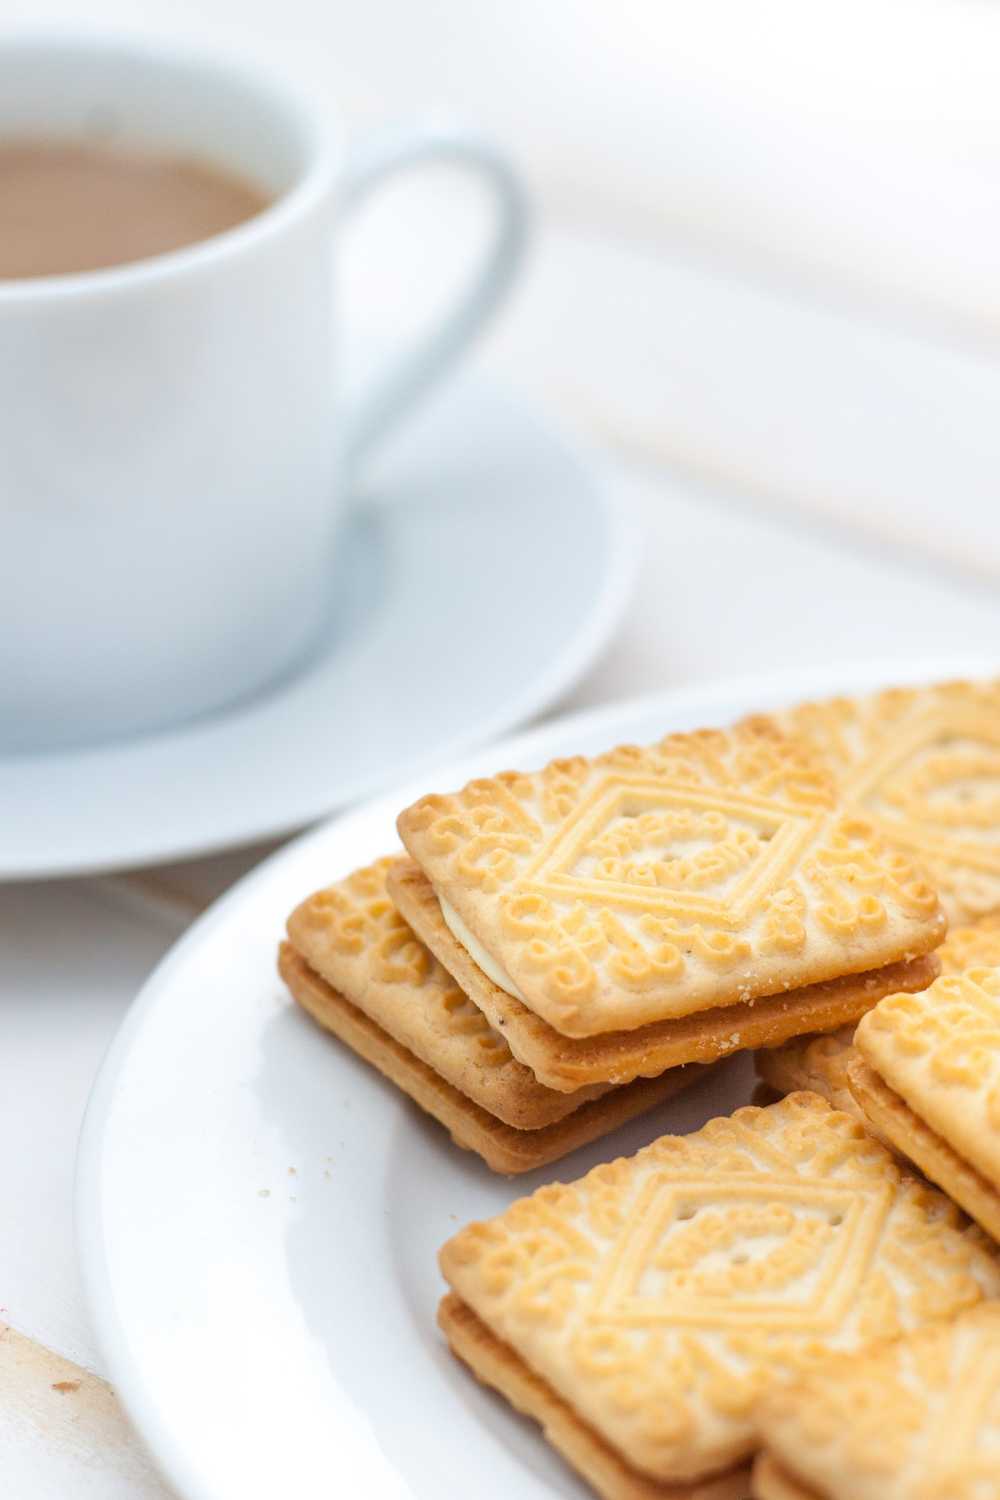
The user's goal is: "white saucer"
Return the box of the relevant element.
[76,654,994,1500]
[0,368,633,880]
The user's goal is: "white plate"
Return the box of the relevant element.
[0,367,632,880]
[77,654,996,1500]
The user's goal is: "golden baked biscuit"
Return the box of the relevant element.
[398,720,943,1038]
[392,856,938,1090]
[439,1093,1000,1488]
[286,858,600,1129]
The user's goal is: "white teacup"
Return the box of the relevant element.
[0,34,527,753]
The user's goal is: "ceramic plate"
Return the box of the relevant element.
[1,366,633,879]
[77,654,995,1500]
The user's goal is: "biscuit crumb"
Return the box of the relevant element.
[51,1381,80,1394]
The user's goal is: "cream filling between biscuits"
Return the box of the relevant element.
[438,897,528,1004]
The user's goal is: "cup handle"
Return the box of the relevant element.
[339,124,529,467]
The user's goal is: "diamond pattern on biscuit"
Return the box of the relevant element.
[439,1093,1000,1485]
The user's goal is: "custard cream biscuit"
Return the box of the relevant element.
[280,945,710,1175]
[850,963,1000,1240]
[391,855,939,1091]
[768,677,1000,924]
[755,915,1000,1130]
[397,719,944,1040]
[286,857,604,1130]
[439,1093,1000,1487]
[752,1302,1000,1500]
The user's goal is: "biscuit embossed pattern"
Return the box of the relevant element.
[440,1094,1000,1486]
[773,678,1000,923]
[754,1302,1000,1500]
[398,720,944,1037]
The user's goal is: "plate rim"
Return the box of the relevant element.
[1,380,636,882]
[76,650,999,1500]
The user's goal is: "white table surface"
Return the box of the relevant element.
[6,4,1000,1494]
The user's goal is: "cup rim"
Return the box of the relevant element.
[0,29,341,303]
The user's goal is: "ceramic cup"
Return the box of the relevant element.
[0,34,527,753]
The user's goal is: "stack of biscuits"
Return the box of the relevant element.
[282,717,942,1173]
[280,857,713,1175]
[278,678,1000,1499]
